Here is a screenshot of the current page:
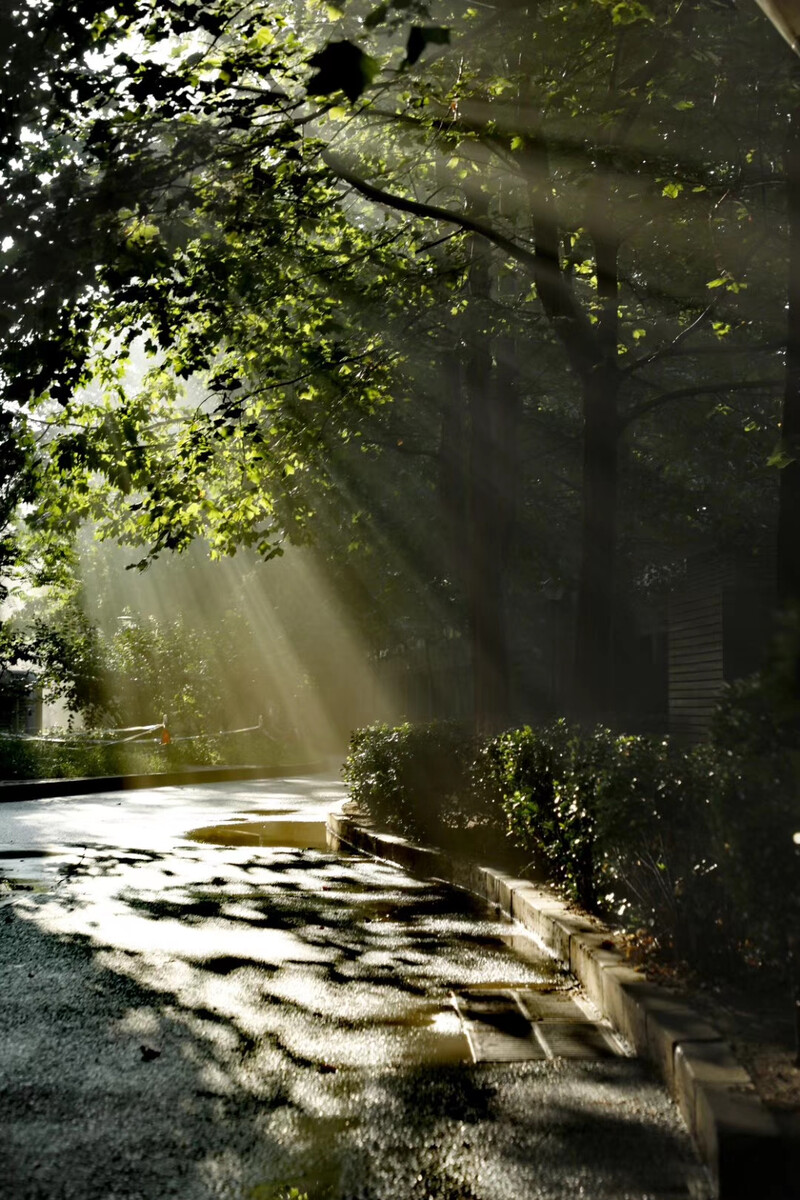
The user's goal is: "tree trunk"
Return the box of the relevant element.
[460,237,519,735]
[493,336,523,588]
[573,232,621,722]
[522,135,622,722]
[467,345,521,734]
[436,349,470,718]
[777,101,800,610]
[438,349,469,604]
[573,366,620,720]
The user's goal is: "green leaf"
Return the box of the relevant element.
[249,27,275,50]
[364,3,389,28]
[306,40,379,102]
[768,442,796,470]
[610,0,654,25]
[661,182,682,199]
[405,26,450,66]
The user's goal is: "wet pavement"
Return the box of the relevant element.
[0,776,711,1199]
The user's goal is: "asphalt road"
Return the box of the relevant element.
[0,776,711,1199]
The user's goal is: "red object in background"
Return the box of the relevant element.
[161,728,171,745]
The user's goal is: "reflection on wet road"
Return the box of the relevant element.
[0,776,711,1199]
[187,820,331,851]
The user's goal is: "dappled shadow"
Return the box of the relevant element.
[0,911,296,1200]
[0,831,710,1200]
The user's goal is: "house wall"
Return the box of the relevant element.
[668,559,729,740]
[0,675,43,734]
[668,555,774,739]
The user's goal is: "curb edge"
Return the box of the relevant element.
[327,812,788,1200]
[0,762,329,802]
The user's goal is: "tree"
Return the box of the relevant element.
[2,0,797,733]
[327,0,793,716]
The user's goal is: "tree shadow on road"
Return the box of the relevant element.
[0,841,710,1200]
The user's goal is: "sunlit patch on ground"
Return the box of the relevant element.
[0,780,711,1199]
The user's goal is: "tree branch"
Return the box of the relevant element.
[620,378,782,430]
[623,305,716,375]
[325,154,603,376]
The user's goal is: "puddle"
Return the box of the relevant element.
[323,1007,471,1068]
[381,1006,472,1064]
[464,931,565,971]
[361,900,402,923]
[238,808,299,817]
[245,1113,350,1200]
[186,820,330,851]
[0,876,48,892]
[455,990,533,1036]
[386,1016,471,1065]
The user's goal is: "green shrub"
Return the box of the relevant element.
[589,734,719,962]
[479,721,596,905]
[344,706,800,984]
[496,721,799,972]
[691,740,799,971]
[702,665,800,969]
[343,722,481,844]
[710,675,794,758]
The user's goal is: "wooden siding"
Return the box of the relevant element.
[667,554,775,739]
[667,559,731,739]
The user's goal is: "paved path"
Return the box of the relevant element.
[0,776,711,1199]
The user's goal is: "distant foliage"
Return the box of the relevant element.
[20,591,272,736]
[344,707,800,982]
[0,727,288,781]
[0,737,162,781]
[102,613,232,733]
[29,593,110,723]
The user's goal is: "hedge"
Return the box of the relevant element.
[343,703,800,983]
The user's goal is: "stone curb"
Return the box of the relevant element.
[0,762,327,802]
[327,812,788,1200]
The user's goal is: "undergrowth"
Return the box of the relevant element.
[0,729,296,780]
